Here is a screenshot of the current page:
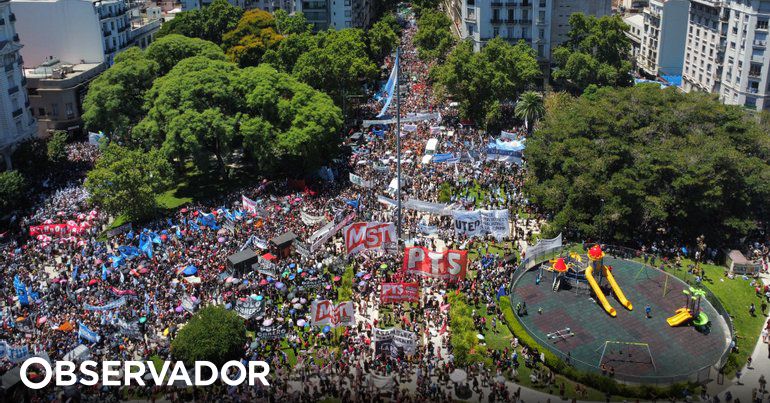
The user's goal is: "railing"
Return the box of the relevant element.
[508,242,734,385]
[12,108,23,118]
[8,86,18,95]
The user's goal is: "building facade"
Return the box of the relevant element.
[295,0,372,30]
[682,0,770,111]
[0,0,36,169]
[11,0,162,66]
[25,60,106,137]
[444,0,611,60]
[636,0,688,77]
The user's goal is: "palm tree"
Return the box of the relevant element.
[514,91,545,134]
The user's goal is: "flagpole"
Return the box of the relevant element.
[395,47,402,246]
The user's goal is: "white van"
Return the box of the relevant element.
[422,138,439,164]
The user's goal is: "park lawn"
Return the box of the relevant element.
[157,162,261,211]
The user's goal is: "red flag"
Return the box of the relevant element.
[439,320,448,334]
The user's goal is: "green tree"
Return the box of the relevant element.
[514,91,545,134]
[432,38,540,128]
[82,48,159,138]
[85,144,172,220]
[171,305,247,366]
[292,29,377,104]
[145,34,226,75]
[46,130,68,163]
[262,31,317,72]
[274,10,312,35]
[222,9,283,67]
[0,170,27,214]
[368,17,399,61]
[526,85,770,245]
[156,0,243,44]
[412,0,440,16]
[551,13,633,93]
[414,10,454,61]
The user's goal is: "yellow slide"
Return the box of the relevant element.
[585,265,617,317]
[603,266,633,311]
[667,308,692,327]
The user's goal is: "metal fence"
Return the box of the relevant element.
[508,243,733,385]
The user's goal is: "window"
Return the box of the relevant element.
[65,102,74,118]
[493,27,499,37]
[758,19,769,30]
[51,103,58,117]
[38,107,45,116]
[344,9,350,17]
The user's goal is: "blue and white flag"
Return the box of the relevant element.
[7,345,30,363]
[78,322,101,343]
[198,212,220,230]
[139,234,153,258]
[376,52,399,118]
[14,275,29,306]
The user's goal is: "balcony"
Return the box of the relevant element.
[4,64,13,73]
[491,17,504,24]
[103,30,112,37]
[520,1,531,7]
[520,18,532,24]
[105,47,116,53]
[505,1,518,5]
[536,18,545,25]
[491,1,503,5]
[9,13,15,22]
[0,18,5,25]
[12,33,19,42]
[119,24,129,33]
[753,39,766,48]
[12,108,23,118]
[8,86,18,95]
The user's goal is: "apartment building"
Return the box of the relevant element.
[444,0,611,60]
[295,0,372,30]
[682,0,770,111]
[0,0,36,169]
[636,0,688,77]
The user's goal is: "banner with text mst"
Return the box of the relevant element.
[344,221,397,255]
[402,247,468,281]
[380,282,420,303]
[310,300,356,328]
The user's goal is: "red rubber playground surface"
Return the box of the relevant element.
[509,257,731,382]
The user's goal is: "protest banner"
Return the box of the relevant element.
[78,322,101,343]
[235,299,266,319]
[242,195,258,213]
[310,211,356,253]
[301,211,327,226]
[349,173,373,188]
[452,210,482,237]
[83,297,127,311]
[256,324,288,340]
[310,300,356,328]
[524,233,563,258]
[380,282,420,303]
[402,247,468,281]
[480,209,510,239]
[344,221,397,255]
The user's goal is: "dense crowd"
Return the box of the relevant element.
[5,7,768,403]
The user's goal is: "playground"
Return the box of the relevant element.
[509,246,731,382]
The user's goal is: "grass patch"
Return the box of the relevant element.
[155,163,261,212]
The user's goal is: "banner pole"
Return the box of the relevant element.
[396,47,402,247]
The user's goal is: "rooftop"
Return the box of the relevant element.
[24,58,103,80]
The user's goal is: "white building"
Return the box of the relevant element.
[444,0,611,60]
[682,0,770,111]
[0,0,37,169]
[11,0,161,66]
[637,0,688,77]
[295,0,372,30]
[624,13,645,62]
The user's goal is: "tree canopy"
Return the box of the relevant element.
[432,38,540,128]
[171,305,247,366]
[367,14,400,61]
[82,47,160,137]
[222,9,283,67]
[525,85,770,246]
[156,0,243,44]
[146,34,226,75]
[85,143,172,220]
[0,170,27,215]
[413,10,455,62]
[274,10,312,35]
[132,57,342,175]
[551,13,633,93]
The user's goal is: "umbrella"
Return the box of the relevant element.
[180,208,188,213]
[182,266,198,276]
[275,282,285,290]
[476,334,485,340]
[289,263,296,269]
[175,306,184,313]
[333,276,341,282]
[380,264,388,269]
[218,237,225,243]
[293,303,302,309]
[449,369,467,383]
[300,298,307,304]
[358,281,366,287]
[363,273,372,280]
[88,279,99,285]
[139,268,149,274]
[256,295,263,301]
[217,229,227,235]
[322,325,331,334]
[262,318,274,326]
[225,276,235,283]
[296,319,306,327]
[291,298,299,303]
[356,271,366,278]
[259,279,268,286]
[37,317,47,325]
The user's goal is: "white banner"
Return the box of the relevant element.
[403,199,453,216]
[308,221,334,243]
[310,300,356,328]
[344,222,397,255]
[301,211,327,226]
[524,233,563,258]
[480,209,510,239]
[452,210,482,237]
[242,195,257,213]
[310,212,357,253]
[377,195,397,207]
[349,172,373,188]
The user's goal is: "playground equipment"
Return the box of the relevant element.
[596,341,656,372]
[585,245,633,317]
[667,287,709,328]
[547,327,575,343]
